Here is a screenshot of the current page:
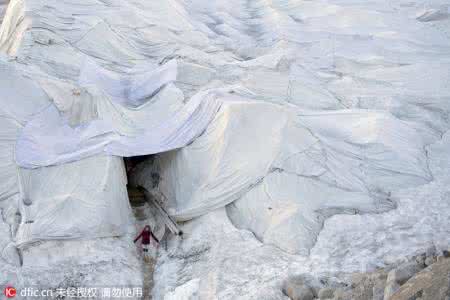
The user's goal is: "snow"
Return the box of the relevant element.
[19,235,143,295]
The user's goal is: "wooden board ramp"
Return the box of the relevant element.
[127,185,182,236]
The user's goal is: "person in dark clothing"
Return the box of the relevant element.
[134,225,159,258]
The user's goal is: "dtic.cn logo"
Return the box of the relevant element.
[4,286,16,298]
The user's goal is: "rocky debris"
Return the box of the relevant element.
[384,281,400,300]
[423,245,438,267]
[282,275,346,300]
[284,248,450,300]
[391,258,450,300]
[415,253,426,267]
[372,277,387,300]
[384,260,424,299]
[425,256,437,267]
[332,289,346,300]
[318,287,335,299]
[282,276,316,300]
[330,270,390,300]
[351,270,388,300]
[386,261,423,285]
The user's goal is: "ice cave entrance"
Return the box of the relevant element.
[125,155,182,236]
[124,155,155,206]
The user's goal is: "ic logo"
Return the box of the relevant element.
[4,286,16,298]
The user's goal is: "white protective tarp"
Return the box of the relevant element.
[79,59,178,108]
[0,58,137,249]
[15,155,131,248]
[2,57,223,247]
[138,97,436,253]
[147,98,290,221]
[15,59,222,168]
[0,57,49,202]
[226,106,436,254]
[0,1,8,25]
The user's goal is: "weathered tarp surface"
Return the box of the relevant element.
[130,93,437,236]
[15,155,131,248]
[0,58,135,249]
[15,60,221,168]
[0,56,221,249]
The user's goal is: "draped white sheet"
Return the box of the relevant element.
[15,60,222,168]
[0,57,221,250]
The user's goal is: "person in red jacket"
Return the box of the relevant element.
[134,225,159,259]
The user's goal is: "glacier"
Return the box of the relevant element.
[0,0,450,299]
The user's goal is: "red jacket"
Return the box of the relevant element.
[134,228,159,245]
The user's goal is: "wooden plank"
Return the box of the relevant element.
[140,187,182,236]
